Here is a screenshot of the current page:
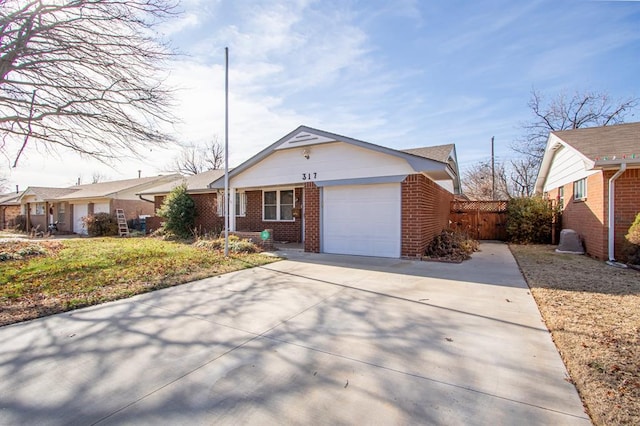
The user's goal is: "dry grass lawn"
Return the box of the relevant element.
[510,244,640,426]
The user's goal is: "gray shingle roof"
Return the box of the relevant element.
[401,144,455,163]
[56,175,180,200]
[138,169,226,195]
[552,122,640,160]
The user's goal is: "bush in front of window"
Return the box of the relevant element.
[83,213,119,237]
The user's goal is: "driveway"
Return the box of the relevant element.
[0,242,589,425]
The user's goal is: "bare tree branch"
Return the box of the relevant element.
[1,0,180,165]
[462,160,511,201]
[165,138,224,175]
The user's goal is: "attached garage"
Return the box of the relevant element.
[73,204,88,234]
[322,183,401,258]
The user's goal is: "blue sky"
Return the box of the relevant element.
[5,0,640,189]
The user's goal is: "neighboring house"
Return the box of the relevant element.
[0,192,22,229]
[18,175,181,235]
[137,169,225,235]
[208,125,461,258]
[535,122,640,262]
[18,187,79,233]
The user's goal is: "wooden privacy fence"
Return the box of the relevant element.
[449,200,508,240]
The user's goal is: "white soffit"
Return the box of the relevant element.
[273,130,337,150]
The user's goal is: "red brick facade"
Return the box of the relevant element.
[236,188,303,243]
[149,193,223,236]
[549,168,640,261]
[401,174,454,258]
[303,182,320,253]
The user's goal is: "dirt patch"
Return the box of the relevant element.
[510,244,640,426]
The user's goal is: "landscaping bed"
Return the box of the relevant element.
[0,237,277,327]
[510,244,639,425]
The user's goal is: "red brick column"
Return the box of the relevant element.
[304,182,320,253]
[402,174,453,258]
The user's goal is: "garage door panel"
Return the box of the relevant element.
[73,204,88,235]
[322,184,400,258]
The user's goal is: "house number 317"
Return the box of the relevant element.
[302,172,317,180]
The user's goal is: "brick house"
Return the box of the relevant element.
[137,169,225,236]
[18,175,181,235]
[535,122,640,261]
[0,192,22,229]
[209,126,461,258]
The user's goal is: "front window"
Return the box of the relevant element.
[57,203,66,223]
[573,178,587,200]
[263,189,294,221]
[34,203,45,215]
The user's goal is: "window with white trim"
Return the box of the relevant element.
[573,178,587,200]
[263,189,294,221]
[57,203,66,223]
[34,203,45,215]
[217,191,246,216]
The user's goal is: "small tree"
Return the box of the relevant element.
[156,184,196,239]
[506,197,558,244]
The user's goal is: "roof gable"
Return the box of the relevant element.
[210,126,461,192]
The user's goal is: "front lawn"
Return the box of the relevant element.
[0,237,277,326]
[510,244,639,426]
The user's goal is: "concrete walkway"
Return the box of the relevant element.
[0,242,590,425]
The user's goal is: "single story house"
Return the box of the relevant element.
[535,122,640,262]
[137,169,225,235]
[0,192,22,229]
[18,175,180,234]
[209,126,461,258]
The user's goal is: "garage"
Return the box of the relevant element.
[73,204,88,234]
[322,183,401,258]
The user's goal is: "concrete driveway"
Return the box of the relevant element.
[0,242,589,425]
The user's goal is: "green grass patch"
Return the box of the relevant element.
[0,237,278,326]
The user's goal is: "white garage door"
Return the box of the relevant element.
[93,202,110,214]
[73,204,88,235]
[323,183,401,258]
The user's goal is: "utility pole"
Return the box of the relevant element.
[491,136,495,200]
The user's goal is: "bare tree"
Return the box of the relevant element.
[166,139,224,175]
[91,172,110,184]
[509,157,538,198]
[515,89,638,162]
[462,160,511,200]
[1,0,179,167]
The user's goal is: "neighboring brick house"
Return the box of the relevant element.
[18,175,181,235]
[137,169,225,236]
[208,126,461,258]
[535,122,640,262]
[0,192,22,229]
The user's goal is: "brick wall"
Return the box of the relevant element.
[401,174,454,258]
[147,193,223,236]
[235,188,303,242]
[112,199,156,221]
[304,183,320,253]
[560,172,606,259]
[606,168,640,261]
[1,205,20,229]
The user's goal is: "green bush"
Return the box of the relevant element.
[83,213,118,237]
[156,183,196,239]
[624,213,640,264]
[506,197,558,244]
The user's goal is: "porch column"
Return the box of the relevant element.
[228,187,236,231]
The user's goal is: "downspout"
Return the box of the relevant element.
[138,195,154,203]
[607,163,627,264]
